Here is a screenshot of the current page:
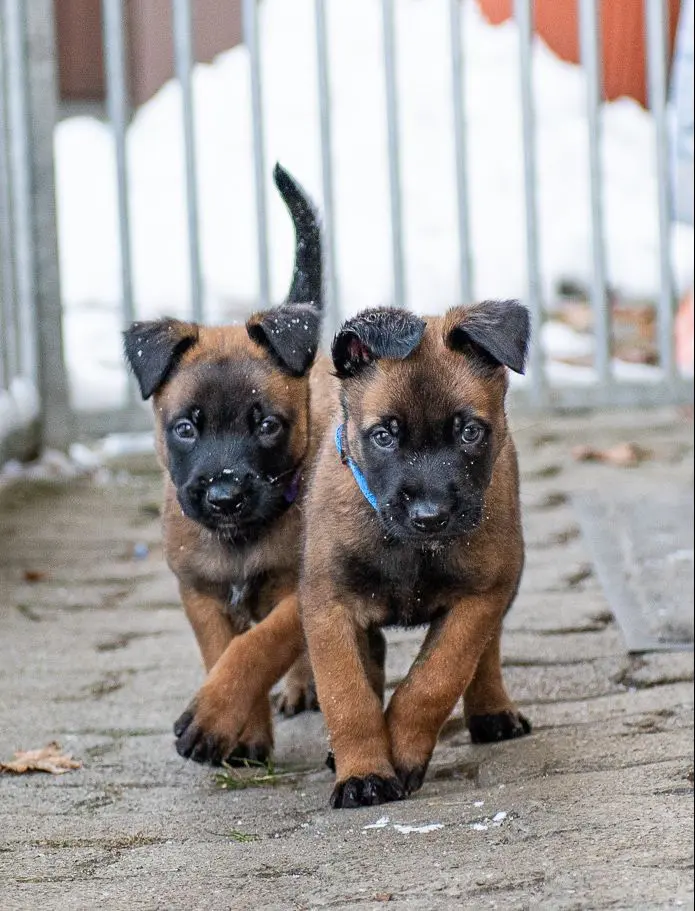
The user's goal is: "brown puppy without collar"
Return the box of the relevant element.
[124,164,336,767]
[301,301,532,808]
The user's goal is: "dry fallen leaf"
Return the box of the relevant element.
[22,569,47,583]
[0,742,82,775]
[571,442,649,468]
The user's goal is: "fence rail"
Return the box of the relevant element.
[1,0,693,461]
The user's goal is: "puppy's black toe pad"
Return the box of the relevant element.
[173,708,194,739]
[330,774,404,809]
[277,686,320,718]
[224,742,271,768]
[468,711,532,744]
[395,764,428,796]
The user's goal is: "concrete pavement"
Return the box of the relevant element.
[0,409,693,910]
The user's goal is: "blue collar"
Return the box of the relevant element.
[335,423,379,512]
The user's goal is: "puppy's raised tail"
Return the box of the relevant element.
[274,163,323,311]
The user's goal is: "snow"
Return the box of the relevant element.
[54,0,694,410]
[392,822,444,834]
[0,378,40,433]
[469,809,509,832]
[362,815,444,834]
[363,816,391,830]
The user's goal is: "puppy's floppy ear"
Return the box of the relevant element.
[246,303,321,376]
[332,307,426,379]
[123,318,199,400]
[445,299,530,374]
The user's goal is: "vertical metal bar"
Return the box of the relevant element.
[314,0,339,340]
[579,0,611,384]
[23,0,73,449]
[243,0,270,309]
[449,0,473,305]
[4,0,38,384]
[515,0,544,402]
[381,0,407,310]
[645,0,676,381]
[102,0,135,329]
[0,9,18,384]
[173,0,204,322]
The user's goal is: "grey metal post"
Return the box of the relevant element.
[4,0,38,384]
[173,0,204,322]
[0,11,19,384]
[315,0,339,339]
[515,0,545,403]
[23,0,73,449]
[243,0,270,310]
[579,0,611,384]
[381,0,407,310]
[449,0,473,305]
[102,0,135,326]
[645,0,676,381]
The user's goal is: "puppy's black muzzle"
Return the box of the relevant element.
[184,472,259,528]
[407,500,451,535]
[205,480,246,516]
[384,487,485,542]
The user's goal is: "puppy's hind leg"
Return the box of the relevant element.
[464,627,531,744]
[277,651,320,717]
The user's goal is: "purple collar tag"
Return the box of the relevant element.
[283,469,302,505]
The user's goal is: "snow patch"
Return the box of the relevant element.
[54,0,695,410]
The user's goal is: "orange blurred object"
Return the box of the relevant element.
[475,0,681,109]
[676,288,694,375]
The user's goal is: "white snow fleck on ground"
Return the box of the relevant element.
[392,823,444,834]
[364,816,391,830]
[54,0,694,410]
[362,816,444,834]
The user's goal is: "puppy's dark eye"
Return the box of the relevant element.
[259,416,283,438]
[174,419,197,442]
[460,422,484,445]
[371,427,397,450]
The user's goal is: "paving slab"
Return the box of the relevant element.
[575,490,694,652]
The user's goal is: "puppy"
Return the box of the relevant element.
[301,301,532,807]
[124,164,333,766]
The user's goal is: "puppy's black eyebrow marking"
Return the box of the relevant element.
[332,308,427,378]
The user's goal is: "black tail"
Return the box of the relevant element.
[273,163,323,310]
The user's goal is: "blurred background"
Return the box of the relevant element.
[0,0,693,464]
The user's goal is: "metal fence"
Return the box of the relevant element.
[0,0,70,462]
[0,1,693,460]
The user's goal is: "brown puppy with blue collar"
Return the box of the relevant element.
[301,301,532,808]
[124,165,335,767]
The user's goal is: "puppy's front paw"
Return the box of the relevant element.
[173,692,272,767]
[468,710,532,744]
[330,774,405,809]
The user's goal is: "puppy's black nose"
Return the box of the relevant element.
[205,481,245,514]
[409,502,450,534]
